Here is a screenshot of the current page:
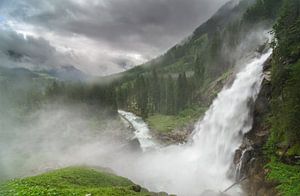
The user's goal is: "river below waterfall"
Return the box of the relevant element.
[118,110,158,151]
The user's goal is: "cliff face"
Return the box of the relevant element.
[234,58,278,195]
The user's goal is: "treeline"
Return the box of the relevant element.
[0,74,118,116]
[45,81,118,115]
[243,0,283,22]
[116,70,196,118]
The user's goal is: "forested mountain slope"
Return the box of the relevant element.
[265,0,300,194]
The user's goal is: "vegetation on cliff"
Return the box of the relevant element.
[264,0,300,195]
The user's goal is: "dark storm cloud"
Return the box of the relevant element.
[5,0,228,52]
[0,0,229,75]
[0,28,75,70]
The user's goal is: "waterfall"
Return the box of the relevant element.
[188,50,272,184]
[113,51,272,196]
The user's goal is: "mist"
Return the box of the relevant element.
[0,101,134,180]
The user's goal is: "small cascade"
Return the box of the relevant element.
[118,110,158,151]
[235,146,253,181]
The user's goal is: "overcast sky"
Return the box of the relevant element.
[0,0,228,76]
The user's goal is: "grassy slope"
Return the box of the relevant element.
[0,167,154,196]
[147,106,207,133]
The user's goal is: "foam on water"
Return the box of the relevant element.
[118,110,158,151]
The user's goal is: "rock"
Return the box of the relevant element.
[128,138,142,152]
[131,185,142,192]
[264,71,272,81]
[154,127,191,145]
[234,149,243,165]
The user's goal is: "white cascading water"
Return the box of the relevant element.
[118,110,158,151]
[113,51,272,196]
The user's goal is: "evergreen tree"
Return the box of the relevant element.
[136,75,149,118]
[150,69,160,112]
[176,72,189,112]
[166,75,176,115]
[194,54,205,86]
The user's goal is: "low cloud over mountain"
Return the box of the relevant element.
[0,0,228,75]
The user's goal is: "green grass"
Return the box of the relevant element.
[147,106,207,133]
[0,167,151,196]
[266,159,300,196]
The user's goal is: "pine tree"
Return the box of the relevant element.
[150,69,160,112]
[136,75,149,118]
[194,55,205,86]
[176,72,189,112]
[166,75,176,115]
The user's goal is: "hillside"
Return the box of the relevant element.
[0,167,169,196]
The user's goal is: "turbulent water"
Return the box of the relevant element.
[118,110,158,151]
[114,51,272,196]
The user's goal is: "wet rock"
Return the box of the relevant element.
[128,138,142,152]
[131,185,142,192]
[234,149,243,165]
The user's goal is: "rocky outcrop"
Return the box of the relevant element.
[153,125,194,145]
[234,57,279,196]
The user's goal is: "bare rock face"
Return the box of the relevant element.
[234,57,279,196]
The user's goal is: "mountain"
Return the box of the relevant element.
[2,47,89,82]
[0,67,38,79]
[115,0,259,79]
[0,64,89,82]
[111,0,278,120]
[42,65,89,82]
